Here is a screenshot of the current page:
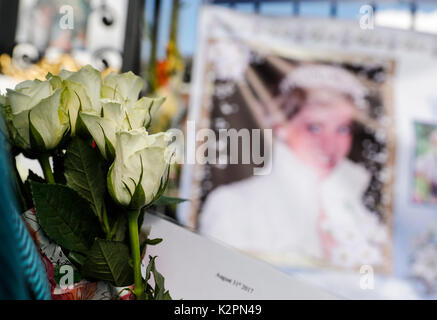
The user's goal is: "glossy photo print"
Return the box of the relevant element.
[190,42,396,272]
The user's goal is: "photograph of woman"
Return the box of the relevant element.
[197,56,394,270]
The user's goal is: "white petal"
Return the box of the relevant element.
[11,110,31,149]
[80,112,117,158]
[6,89,32,114]
[29,89,69,150]
[63,80,95,113]
[62,86,81,135]
[65,65,102,113]
[126,96,165,129]
[102,101,124,128]
[102,71,143,108]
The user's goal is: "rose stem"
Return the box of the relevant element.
[38,153,55,184]
[127,208,144,300]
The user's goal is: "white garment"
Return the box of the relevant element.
[199,141,388,268]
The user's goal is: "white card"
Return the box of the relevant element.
[142,214,338,300]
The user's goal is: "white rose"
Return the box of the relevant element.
[60,65,102,135]
[80,96,164,160]
[107,128,173,209]
[101,71,145,109]
[79,69,164,160]
[2,78,69,151]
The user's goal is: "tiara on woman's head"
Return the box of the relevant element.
[279,64,369,111]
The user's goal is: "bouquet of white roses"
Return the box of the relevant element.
[0,65,178,300]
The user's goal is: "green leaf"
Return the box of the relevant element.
[111,214,127,242]
[103,132,115,160]
[145,238,162,245]
[152,262,166,300]
[30,181,101,253]
[27,170,45,183]
[105,196,128,241]
[154,195,188,206]
[143,255,170,300]
[81,239,134,287]
[64,137,107,221]
[127,157,146,210]
[22,170,45,209]
[128,181,146,210]
[68,251,87,267]
[162,290,172,300]
[150,165,172,205]
[144,256,156,285]
[140,237,162,258]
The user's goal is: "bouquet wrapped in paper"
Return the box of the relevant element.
[1,66,177,300]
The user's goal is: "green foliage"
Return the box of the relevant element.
[22,170,45,209]
[64,137,107,225]
[145,238,163,245]
[67,251,87,267]
[109,213,128,242]
[154,195,187,206]
[81,239,134,287]
[30,181,101,253]
[143,256,172,300]
[140,235,163,259]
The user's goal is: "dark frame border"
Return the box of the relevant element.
[0,0,19,55]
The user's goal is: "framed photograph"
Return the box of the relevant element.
[185,33,396,272]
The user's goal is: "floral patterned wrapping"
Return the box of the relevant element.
[22,209,134,300]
